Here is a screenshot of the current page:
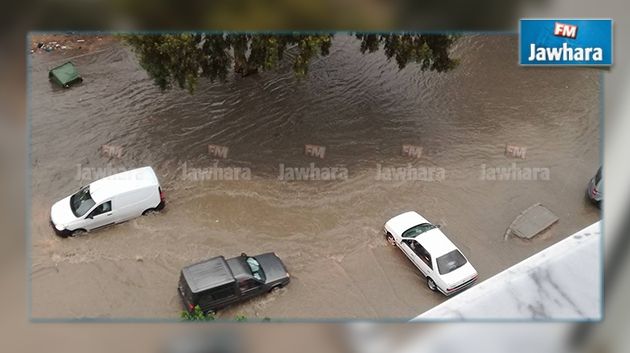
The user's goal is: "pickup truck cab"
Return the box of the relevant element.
[178,252,290,314]
[50,166,165,237]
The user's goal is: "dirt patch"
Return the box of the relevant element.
[30,33,117,55]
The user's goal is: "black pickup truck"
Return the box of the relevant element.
[178,252,290,314]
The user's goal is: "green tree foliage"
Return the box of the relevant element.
[356,33,459,72]
[180,306,250,322]
[180,305,216,321]
[124,33,457,93]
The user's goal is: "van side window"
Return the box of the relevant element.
[89,201,111,217]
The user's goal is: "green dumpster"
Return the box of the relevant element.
[49,61,83,88]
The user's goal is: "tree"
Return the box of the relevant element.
[355,33,459,72]
[123,33,458,93]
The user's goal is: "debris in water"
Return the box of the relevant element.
[505,203,559,240]
[49,61,83,88]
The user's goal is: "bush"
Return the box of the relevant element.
[180,305,215,321]
[180,306,252,322]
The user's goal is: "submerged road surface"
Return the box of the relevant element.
[30,35,600,319]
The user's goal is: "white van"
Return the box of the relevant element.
[50,166,165,237]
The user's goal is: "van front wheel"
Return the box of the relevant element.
[71,229,87,237]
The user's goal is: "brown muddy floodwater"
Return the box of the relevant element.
[29,34,600,320]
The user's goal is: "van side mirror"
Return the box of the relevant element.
[437,224,441,228]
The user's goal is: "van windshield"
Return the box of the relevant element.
[246,257,266,282]
[70,186,96,217]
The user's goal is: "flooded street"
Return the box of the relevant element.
[30,34,600,319]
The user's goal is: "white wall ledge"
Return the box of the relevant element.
[414,221,602,321]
